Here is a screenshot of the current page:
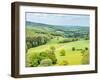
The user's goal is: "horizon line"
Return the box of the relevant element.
[26,21,89,27]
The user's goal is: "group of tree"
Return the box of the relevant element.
[26,35,50,50]
[60,49,66,56]
[26,46,57,67]
[59,38,78,43]
[63,31,89,39]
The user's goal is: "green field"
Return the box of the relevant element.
[26,21,90,67]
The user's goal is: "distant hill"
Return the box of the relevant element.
[26,21,89,32]
[26,21,89,38]
[26,21,89,27]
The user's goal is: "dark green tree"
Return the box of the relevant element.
[72,47,75,51]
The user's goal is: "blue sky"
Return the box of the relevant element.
[26,12,90,26]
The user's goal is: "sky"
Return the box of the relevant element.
[26,12,90,26]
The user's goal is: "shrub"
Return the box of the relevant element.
[85,37,89,40]
[39,59,53,66]
[40,51,48,57]
[48,53,57,64]
[39,51,49,61]
[85,47,88,50]
[39,50,57,64]
[60,49,66,56]
[72,47,75,51]
[46,49,57,64]
[26,52,40,67]
[31,59,39,67]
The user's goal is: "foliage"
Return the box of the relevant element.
[39,59,53,66]
[60,49,66,56]
[46,48,57,64]
[48,53,57,64]
[26,35,49,49]
[72,47,75,51]
[59,38,78,43]
[26,52,40,67]
[85,47,88,50]
[26,49,57,67]
[38,51,49,61]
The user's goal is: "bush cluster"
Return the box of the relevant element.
[60,49,66,56]
[26,46,57,67]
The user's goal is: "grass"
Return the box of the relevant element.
[27,38,89,66]
[55,40,89,65]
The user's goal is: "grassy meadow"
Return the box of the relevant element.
[25,21,90,67]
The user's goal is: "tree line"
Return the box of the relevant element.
[26,35,50,50]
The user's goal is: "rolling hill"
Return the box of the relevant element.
[26,21,89,38]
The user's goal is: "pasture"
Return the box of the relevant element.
[25,21,90,67]
[26,36,89,67]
